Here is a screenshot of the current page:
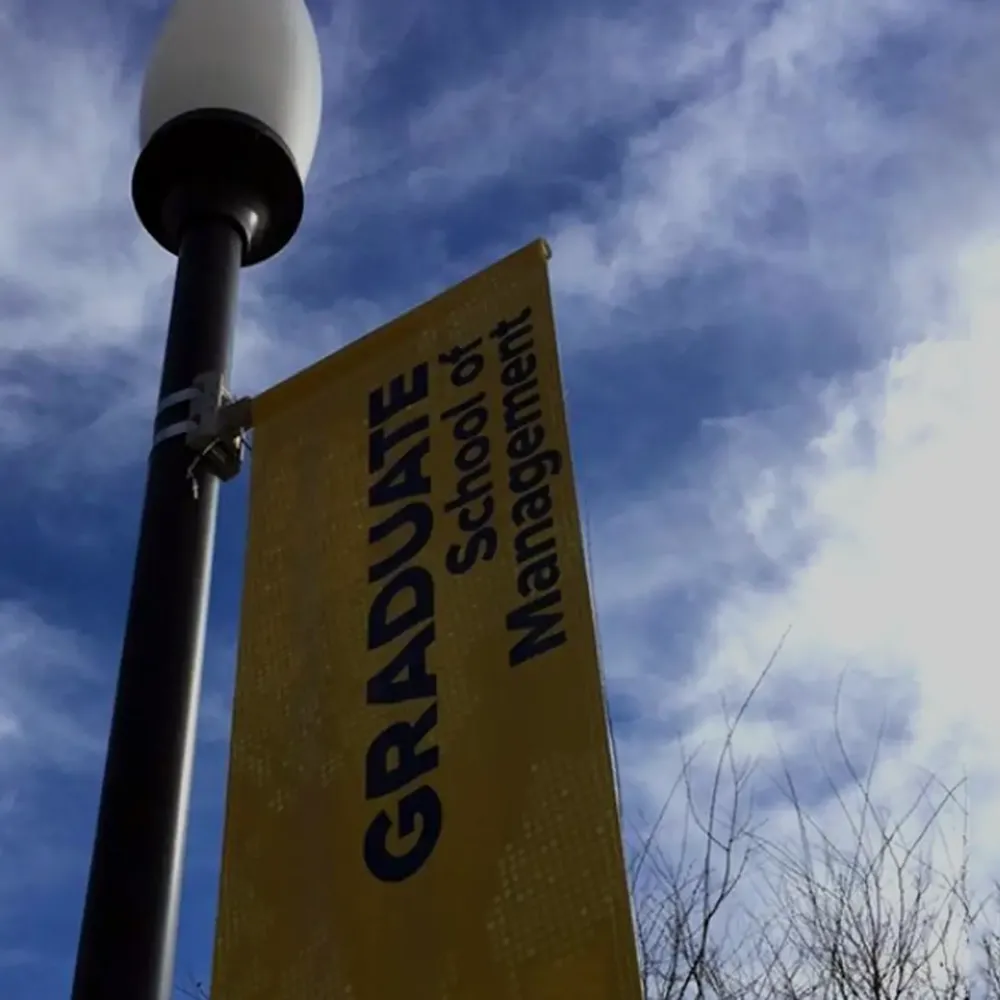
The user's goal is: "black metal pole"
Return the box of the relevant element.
[71,215,244,1000]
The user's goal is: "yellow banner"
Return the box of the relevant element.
[212,240,641,1000]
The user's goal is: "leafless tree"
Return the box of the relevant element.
[628,633,787,1000]
[176,975,209,1000]
[632,664,1000,1000]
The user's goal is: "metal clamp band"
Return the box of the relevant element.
[147,372,251,483]
[152,420,198,446]
[156,387,200,415]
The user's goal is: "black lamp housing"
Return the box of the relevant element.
[132,107,305,266]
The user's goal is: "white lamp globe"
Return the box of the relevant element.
[133,0,324,264]
[139,0,323,181]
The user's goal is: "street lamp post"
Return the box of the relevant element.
[71,3,322,999]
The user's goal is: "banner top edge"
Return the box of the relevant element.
[250,238,551,422]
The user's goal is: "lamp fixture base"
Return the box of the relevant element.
[132,108,305,266]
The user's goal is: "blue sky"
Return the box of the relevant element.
[3,0,1000,994]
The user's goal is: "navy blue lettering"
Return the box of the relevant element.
[369,438,431,507]
[363,786,442,883]
[446,528,498,575]
[365,703,439,797]
[366,624,437,704]
[369,364,429,428]
[369,415,428,473]
[364,369,440,882]
[367,566,434,651]
[368,503,433,583]
[507,590,567,667]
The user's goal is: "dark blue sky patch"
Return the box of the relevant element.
[561,255,868,513]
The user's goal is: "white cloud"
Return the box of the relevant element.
[0,601,104,774]
[538,0,1000,953]
[545,0,991,330]
[597,155,1000,916]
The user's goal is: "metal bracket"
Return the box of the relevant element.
[185,373,253,482]
[153,373,253,482]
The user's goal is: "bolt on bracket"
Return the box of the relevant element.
[185,372,253,482]
[152,373,255,482]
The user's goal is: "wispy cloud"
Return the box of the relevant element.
[3,0,1000,989]
[0,601,104,774]
[552,0,1000,926]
